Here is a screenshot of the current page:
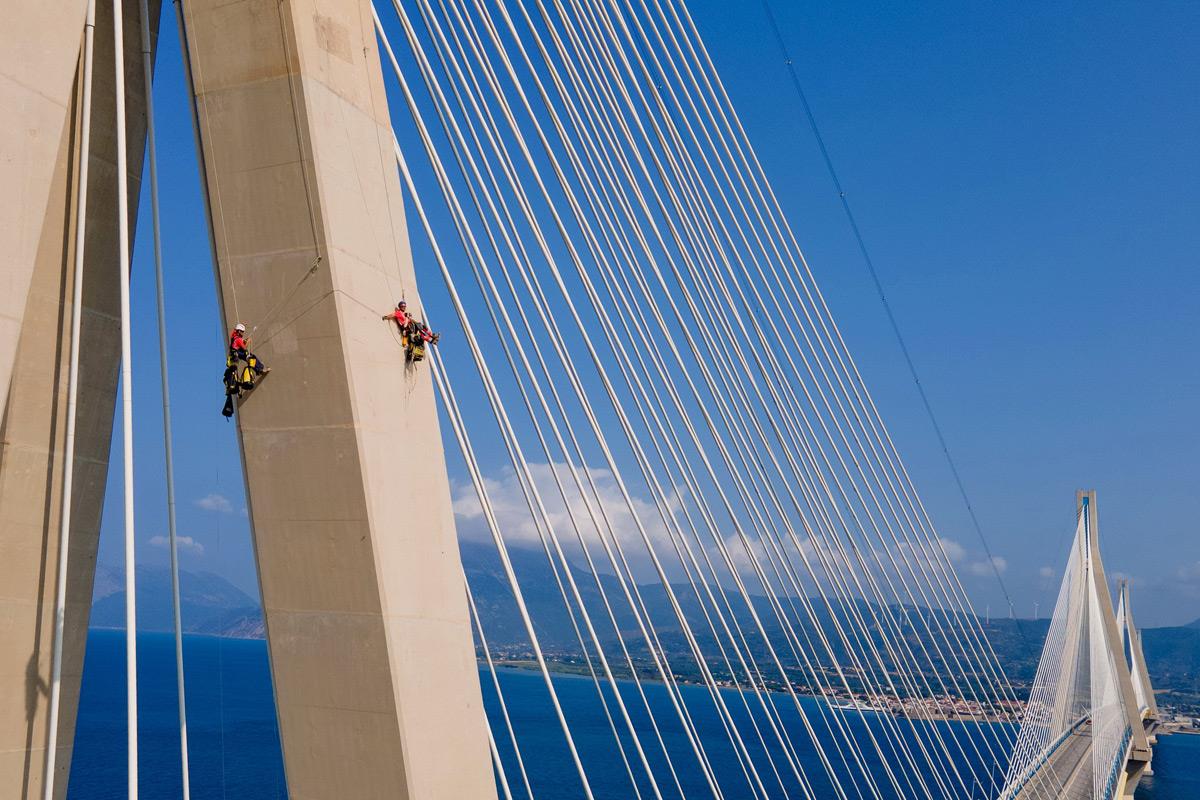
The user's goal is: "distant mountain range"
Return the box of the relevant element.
[91,544,1200,704]
[91,563,264,639]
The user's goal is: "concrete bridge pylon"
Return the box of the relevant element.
[0,1,496,798]
[177,0,496,794]
[1003,492,1157,799]
[1,2,160,796]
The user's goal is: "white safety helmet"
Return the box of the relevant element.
[235,323,247,332]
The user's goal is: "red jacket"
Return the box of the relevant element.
[387,309,410,327]
[230,331,247,351]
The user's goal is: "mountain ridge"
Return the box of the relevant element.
[90,547,1200,704]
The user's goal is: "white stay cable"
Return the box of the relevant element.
[395,5,801,794]
[601,1,1015,756]
[409,8,812,798]
[495,8,917,795]
[383,1,1011,798]
[492,10,934,793]
[407,9,736,792]
[380,7,760,798]
[44,3,96,797]
[138,0,191,795]
[410,1,916,796]
[385,93,595,796]
[660,0,1018,725]
[530,6,979,796]
[561,3,1005,787]
[112,0,139,795]
[619,0,1011,730]
[429,347,595,799]
[394,12,693,795]
[475,4,955,796]
[999,518,1080,799]
[579,0,1002,773]
[466,581,532,800]
[488,726,516,800]
[378,13,692,799]
[430,6,846,797]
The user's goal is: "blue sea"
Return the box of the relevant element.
[68,631,1199,798]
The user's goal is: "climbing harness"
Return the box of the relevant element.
[220,336,269,418]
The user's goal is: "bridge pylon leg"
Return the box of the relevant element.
[178,1,495,797]
[1079,490,1153,798]
[0,4,162,796]
[0,3,161,797]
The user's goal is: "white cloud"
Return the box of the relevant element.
[452,462,691,582]
[195,493,234,513]
[1038,566,1056,579]
[969,555,1007,576]
[1176,562,1200,582]
[452,463,1018,605]
[877,537,968,588]
[148,535,205,555]
[938,538,967,563]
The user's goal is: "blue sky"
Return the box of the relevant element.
[100,0,1199,627]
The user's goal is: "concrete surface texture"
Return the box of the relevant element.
[180,0,495,797]
[0,2,160,798]
[0,1,89,428]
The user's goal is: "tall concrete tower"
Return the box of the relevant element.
[1,2,160,795]
[0,2,495,797]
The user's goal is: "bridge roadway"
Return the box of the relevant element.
[1013,725,1094,800]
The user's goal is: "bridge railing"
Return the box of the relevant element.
[999,714,1089,800]
[1098,726,1132,800]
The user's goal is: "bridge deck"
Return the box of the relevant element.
[1014,727,1093,800]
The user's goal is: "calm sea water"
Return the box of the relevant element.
[68,631,1198,798]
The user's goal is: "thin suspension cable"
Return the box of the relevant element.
[666,0,1021,712]
[391,10,695,795]
[499,9,933,792]
[438,5,844,795]
[612,0,1007,736]
[615,0,1016,753]
[380,0,1021,796]
[489,3,964,796]
[112,0,139,795]
[380,15,685,799]
[756,0,1017,619]
[171,0,230,350]
[424,1,739,779]
[44,4,97,797]
[467,581,531,800]
[138,0,191,795]
[382,70,596,793]
[384,5,771,796]
[430,348,597,799]
[619,1,1022,767]
[1000,517,1081,799]
[493,4,926,794]
[554,7,1003,786]
[489,727,516,800]
[692,2,1022,728]
[420,4,816,796]
[391,5,798,794]
[408,1,988,796]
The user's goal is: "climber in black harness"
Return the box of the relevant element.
[406,320,440,363]
[383,301,440,363]
[222,323,270,418]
